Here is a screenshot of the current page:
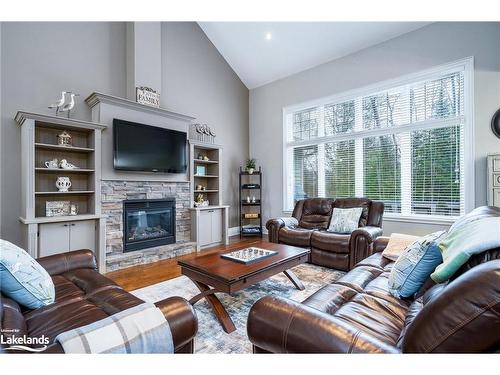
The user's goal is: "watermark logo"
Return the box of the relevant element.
[1,329,49,352]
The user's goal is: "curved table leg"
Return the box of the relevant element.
[283,269,305,290]
[190,280,236,334]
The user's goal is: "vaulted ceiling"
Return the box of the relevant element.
[199,22,431,89]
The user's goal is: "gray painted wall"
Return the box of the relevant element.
[249,22,500,236]
[1,21,249,247]
[1,22,127,248]
[161,22,249,228]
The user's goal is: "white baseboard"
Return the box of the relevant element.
[228,226,268,237]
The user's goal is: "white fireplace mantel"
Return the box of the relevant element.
[85,92,195,124]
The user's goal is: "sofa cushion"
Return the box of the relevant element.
[311,231,350,253]
[279,227,314,247]
[0,239,55,309]
[298,198,334,229]
[356,251,394,271]
[402,259,500,353]
[303,253,412,347]
[310,249,349,270]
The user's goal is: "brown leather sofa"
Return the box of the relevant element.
[266,198,384,271]
[248,206,500,353]
[0,249,198,353]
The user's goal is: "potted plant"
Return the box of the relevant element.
[245,158,256,174]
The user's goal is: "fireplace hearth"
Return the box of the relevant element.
[123,198,176,252]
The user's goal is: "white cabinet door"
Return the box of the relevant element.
[211,209,222,243]
[493,189,500,207]
[198,210,213,246]
[38,223,70,257]
[69,220,96,252]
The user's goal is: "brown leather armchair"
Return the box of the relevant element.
[249,206,500,353]
[0,249,198,354]
[266,198,384,271]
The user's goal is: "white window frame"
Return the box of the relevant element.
[282,57,475,224]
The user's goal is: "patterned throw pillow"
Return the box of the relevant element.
[388,231,447,299]
[327,207,363,234]
[0,239,55,309]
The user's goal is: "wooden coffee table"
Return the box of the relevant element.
[178,242,310,333]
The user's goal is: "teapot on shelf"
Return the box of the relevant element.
[44,158,59,169]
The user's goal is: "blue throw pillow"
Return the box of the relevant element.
[0,239,55,309]
[388,231,446,299]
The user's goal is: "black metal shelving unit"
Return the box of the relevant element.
[239,166,263,237]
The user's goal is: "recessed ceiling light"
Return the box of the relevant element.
[265,32,272,41]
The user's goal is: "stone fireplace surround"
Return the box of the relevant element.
[102,180,195,271]
[85,92,198,272]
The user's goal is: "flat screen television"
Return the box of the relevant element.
[113,119,187,173]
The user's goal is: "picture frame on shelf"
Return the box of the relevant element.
[46,200,70,217]
[196,165,206,176]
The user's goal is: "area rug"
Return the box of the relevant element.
[131,263,344,353]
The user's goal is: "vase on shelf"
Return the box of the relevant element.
[55,176,71,192]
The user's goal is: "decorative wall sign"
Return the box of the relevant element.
[136,86,160,108]
[46,201,70,217]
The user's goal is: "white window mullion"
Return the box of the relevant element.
[400,133,412,215]
[354,97,364,197]
[400,86,412,215]
[318,144,326,197]
[317,106,326,197]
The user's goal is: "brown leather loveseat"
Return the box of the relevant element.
[249,206,500,353]
[266,198,384,271]
[0,249,198,353]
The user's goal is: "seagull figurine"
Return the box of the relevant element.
[59,92,80,118]
[48,91,67,116]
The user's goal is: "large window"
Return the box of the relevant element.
[283,59,473,220]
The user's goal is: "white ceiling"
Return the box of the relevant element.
[198,22,431,89]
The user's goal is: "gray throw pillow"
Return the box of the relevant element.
[327,207,363,234]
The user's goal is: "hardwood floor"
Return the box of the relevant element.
[106,236,269,291]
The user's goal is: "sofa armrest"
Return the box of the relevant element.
[373,236,390,253]
[247,295,398,353]
[265,217,298,243]
[37,249,97,276]
[155,296,198,352]
[349,226,383,269]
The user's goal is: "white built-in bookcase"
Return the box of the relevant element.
[16,111,106,272]
[188,140,229,251]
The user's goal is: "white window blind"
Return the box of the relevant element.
[283,59,472,220]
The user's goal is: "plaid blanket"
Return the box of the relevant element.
[55,302,173,353]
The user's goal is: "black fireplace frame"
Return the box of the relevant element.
[122,198,176,253]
